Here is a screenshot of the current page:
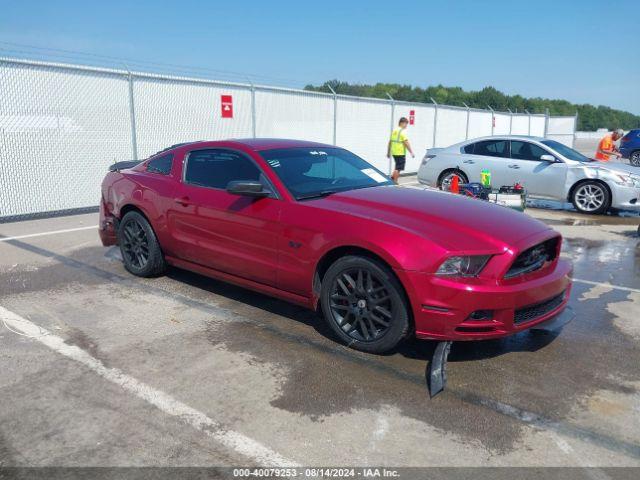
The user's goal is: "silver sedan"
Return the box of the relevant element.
[417,135,640,214]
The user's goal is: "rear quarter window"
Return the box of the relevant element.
[146,153,173,175]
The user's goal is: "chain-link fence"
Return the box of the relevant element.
[0,57,578,220]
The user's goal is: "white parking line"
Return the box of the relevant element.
[0,305,297,467]
[0,226,97,242]
[573,278,640,294]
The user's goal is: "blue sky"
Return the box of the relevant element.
[1,0,639,114]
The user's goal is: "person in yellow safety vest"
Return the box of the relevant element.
[387,117,415,184]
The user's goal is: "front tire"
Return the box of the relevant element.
[630,150,640,167]
[117,211,167,277]
[571,181,611,215]
[320,256,410,354]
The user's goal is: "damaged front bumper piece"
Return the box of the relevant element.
[426,307,575,397]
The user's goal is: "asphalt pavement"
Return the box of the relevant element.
[1,184,639,470]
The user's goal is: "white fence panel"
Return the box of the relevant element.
[435,107,467,148]
[133,77,253,158]
[511,115,530,135]
[530,115,546,137]
[493,113,511,135]
[468,110,492,139]
[336,97,391,173]
[0,60,132,217]
[255,89,333,144]
[547,116,577,146]
[0,58,581,219]
[393,103,435,173]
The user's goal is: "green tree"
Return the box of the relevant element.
[305,81,640,130]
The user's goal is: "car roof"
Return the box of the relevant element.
[156,138,336,154]
[231,138,336,151]
[463,135,546,143]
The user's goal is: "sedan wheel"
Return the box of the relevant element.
[321,256,409,353]
[439,170,468,191]
[571,182,610,215]
[630,151,640,167]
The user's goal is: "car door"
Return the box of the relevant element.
[167,148,281,287]
[504,140,568,199]
[465,139,511,186]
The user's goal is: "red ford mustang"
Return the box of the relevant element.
[99,139,573,353]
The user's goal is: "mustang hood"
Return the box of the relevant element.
[316,186,552,252]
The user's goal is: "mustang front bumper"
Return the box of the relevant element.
[398,258,573,341]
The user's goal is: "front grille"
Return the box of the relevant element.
[514,291,565,324]
[505,237,559,279]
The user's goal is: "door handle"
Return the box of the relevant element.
[174,196,193,206]
[463,159,475,164]
[508,164,520,169]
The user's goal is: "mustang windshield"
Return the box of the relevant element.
[260,147,393,200]
[541,139,594,162]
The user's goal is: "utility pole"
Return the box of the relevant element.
[386,93,395,175]
[462,102,470,140]
[430,97,438,148]
[327,85,337,146]
[124,64,138,160]
[487,105,495,136]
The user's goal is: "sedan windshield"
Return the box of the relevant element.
[541,139,594,162]
[260,147,393,200]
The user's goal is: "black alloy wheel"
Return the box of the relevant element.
[321,256,410,353]
[329,267,393,342]
[121,218,150,269]
[117,211,167,277]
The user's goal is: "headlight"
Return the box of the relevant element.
[436,255,491,277]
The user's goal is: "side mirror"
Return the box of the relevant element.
[540,154,556,162]
[226,180,270,198]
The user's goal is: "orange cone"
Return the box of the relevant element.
[451,174,459,194]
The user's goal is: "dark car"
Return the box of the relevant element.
[620,129,640,166]
[99,139,572,353]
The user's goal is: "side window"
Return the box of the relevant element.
[146,153,173,175]
[463,143,475,154]
[473,140,509,158]
[511,141,551,161]
[184,149,261,189]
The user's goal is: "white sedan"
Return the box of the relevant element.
[417,136,640,214]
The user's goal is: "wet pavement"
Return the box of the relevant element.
[0,193,639,467]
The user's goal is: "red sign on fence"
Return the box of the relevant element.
[409,110,415,125]
[221,95,233,118]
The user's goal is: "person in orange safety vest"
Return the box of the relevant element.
[595,129,624,161]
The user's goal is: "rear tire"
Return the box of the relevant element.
[571,181,611,215]
[437,169,468,191]
[117,211,167,277]
[320,255,410,354]
[630,150,640,167]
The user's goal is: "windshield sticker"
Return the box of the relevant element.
[361,168,387,183]
[267,159,281,168]
[309,150,328,155]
